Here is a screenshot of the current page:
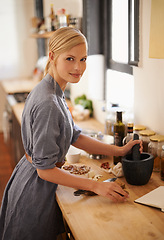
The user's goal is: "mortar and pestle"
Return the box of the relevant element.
[122,134,154,185]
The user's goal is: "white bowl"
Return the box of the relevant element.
[66,146,81,164]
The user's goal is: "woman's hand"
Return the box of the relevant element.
[121,139,143,156]
[93,181,129,202]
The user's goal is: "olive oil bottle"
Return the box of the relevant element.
[113,111,125,165]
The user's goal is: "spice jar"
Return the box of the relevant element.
[148,135,164,172]
[133,125,146,136]
[139,130,156,152]
[123,123,134,145]
[161,145,164,181]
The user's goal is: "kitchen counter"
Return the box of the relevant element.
[1,78,38,94]
[57,156,164,240]
[12,103,25,125]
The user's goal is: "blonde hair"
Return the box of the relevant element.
[44,27,87,76]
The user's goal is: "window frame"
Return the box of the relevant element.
[106,0,139,75]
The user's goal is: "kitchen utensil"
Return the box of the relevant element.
[132,133,140,161]
[122,152,154,185]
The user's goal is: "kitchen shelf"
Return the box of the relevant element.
[30,31,55,39]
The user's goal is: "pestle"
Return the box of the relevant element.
[132,133,140,161]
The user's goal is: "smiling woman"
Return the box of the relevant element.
[0,27,141,240]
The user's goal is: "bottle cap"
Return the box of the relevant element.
[127,123,134,128]
[139,130,156,136]
[150,135,164,142]
[134,125,146,131]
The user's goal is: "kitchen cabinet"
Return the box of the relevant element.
[0,80,37,166]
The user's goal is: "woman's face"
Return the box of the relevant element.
[50,43,87,90]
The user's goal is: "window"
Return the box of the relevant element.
[107,0,139,74]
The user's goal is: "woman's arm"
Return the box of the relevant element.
[37,166,129,202]
[72,133,142,156]
[37,134,141,202]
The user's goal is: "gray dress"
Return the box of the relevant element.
[0,74,81,240]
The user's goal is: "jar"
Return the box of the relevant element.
[148,135,164,172]
[139,130,156,152]
[161,145,164,181]
[123,123,134,145]
[157,135,164,172]
[133,125,146,136]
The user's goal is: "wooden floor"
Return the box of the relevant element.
[0,133,14,205]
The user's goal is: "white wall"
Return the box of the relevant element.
[0,0,37,79]
[133,0,164,135]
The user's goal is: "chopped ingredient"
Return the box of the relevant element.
[100,162,110,169]
[63,164,91,175]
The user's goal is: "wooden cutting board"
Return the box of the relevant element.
[135,186,164,212]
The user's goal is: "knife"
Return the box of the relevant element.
[73,177,117,196]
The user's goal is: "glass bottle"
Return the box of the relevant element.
[148,135,164,172]
[49,4,56,31]
[113,111,125,165]
[161,145,164,181]
[58,8,67,28]
[104,103,119,136]
[139,130,156,152]
[122,123,134,145]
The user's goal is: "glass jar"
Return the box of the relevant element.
[139,130,156,152]
[161,145,164,181]
[133,125,146,136]
[157,135,164,173]
[123,123,134,145]
[148,135,164,172]
[104,104,119,136]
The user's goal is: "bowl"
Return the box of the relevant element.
[122,152,154,185]
[86,132,114,159]
[66,146,81,164]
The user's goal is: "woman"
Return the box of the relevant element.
[0,27,141,240]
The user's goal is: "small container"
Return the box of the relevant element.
[123,123,134,145]
[139,130,156,152]
[161,145,164,181]
[157,135,164,155]
[133,125,146,136]
[148,135,164,172]
[66,146,81,164]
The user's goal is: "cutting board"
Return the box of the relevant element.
[135,186,164,212]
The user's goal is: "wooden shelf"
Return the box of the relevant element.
[30,31,55,39]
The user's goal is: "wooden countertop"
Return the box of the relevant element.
[56,156,164,240]
[1,78,38,94]
[12,103,25,125]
